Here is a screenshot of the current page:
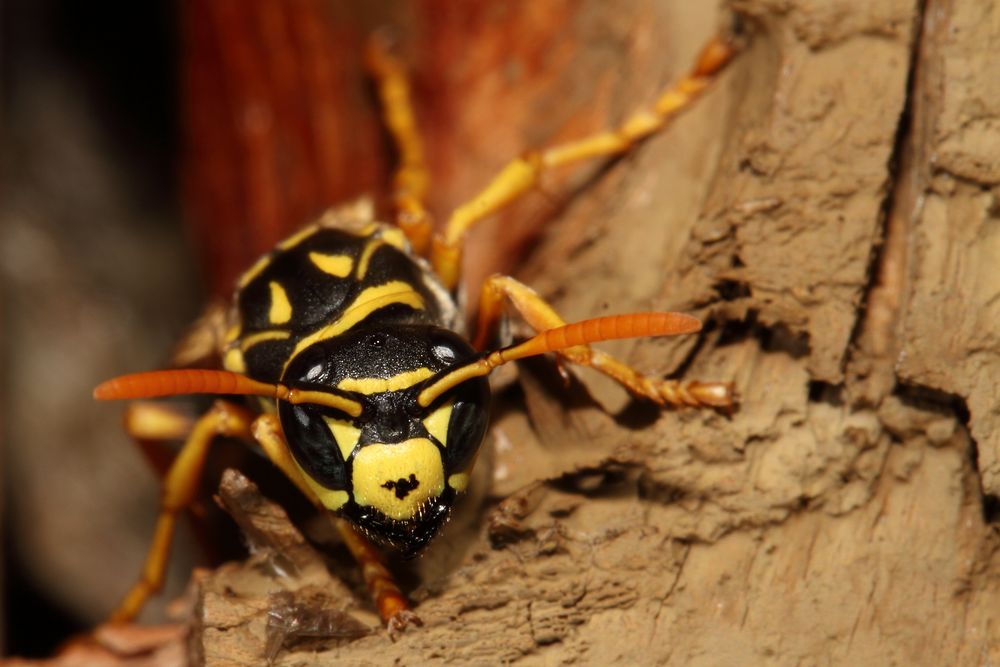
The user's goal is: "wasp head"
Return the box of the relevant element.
[277,326,489,556]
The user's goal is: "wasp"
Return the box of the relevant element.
[94,29,738,634]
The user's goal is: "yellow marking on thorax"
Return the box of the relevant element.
[309,251,354,277]
[237,254,272,289]
[356,239,386,279]
[286,281,425,367]
[223,347,247,373]
[324,416,362,461]
[354,221,380,237]
[422,400,454,446]
[379,227,407,251]
[351,439,445,521]
[268,281,292,324]
[277,223,320,250]
[239,329,291,352]
[337,367,434,395]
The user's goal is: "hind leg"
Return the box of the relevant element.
[366,34,434,255]
[430,33,740,289]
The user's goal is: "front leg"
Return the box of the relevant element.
[252,414,421,634]
[474,274,734,409]
[110,400,256,623]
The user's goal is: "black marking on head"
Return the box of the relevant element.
[382,473,420,500]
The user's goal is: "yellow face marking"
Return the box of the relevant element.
[297,467,350,511]
[240,329,291,352]
[309,251,354,278]
[276,223,320,251]
[223,347,247,373]
[422,400,454,446]
[324,416,362,461]
[286,281,425,367]
[356,239,386,279]
[268,281,293,324]
[351,439,445,521]
[337,367,434,395]
[448,472,470,492]
[236,254,272,289]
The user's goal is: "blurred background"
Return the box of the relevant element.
[2,0,196,655]
[2,0,676,655]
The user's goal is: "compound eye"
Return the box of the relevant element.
[278,401,352,494]
[436,376,491,482]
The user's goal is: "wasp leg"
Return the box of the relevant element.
[111,400,256,623]
[253,414,419,634]
[123,401,197,474]
[336,518,422,638]
[366,33,433,256]
[474,274,734,409]
[430,32,740,290]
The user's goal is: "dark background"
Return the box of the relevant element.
[2,0,193,656]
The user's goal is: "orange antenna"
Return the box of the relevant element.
[94,369,364,417]
[418,312,702,407]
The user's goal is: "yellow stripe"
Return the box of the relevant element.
[268,281,292,324]
[379,227,407,251]
[237,254,271,289]
[337,367,434,395]
[240,329,291,352]
[286,281,425,365]
[277,223,320,250]
[356,239,386,279]
[309,252,354,278]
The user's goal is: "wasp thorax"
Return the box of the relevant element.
[277,325,490,554]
